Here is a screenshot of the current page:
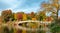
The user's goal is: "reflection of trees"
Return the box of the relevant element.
[2,26,14,33]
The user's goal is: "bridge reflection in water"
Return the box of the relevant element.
[0,21,51,33]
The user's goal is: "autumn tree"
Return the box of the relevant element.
[14,13,17,20]
[16,12,23,21]
[1,10,13,22]
[23,13,27,21]
[41,0,60,19]
[38,11,46,21]
[30,12,35,18]
[27,14,32,20]
[49,1,60,33]
[41,0,60,33]
[11,13,16,21]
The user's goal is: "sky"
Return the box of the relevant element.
[0,0,48,13]
[0,0,60,16]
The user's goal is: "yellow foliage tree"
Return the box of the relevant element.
[23,14,27,21]
[41,0,60,19]
[14,13,17,20]
[32,18,36,21]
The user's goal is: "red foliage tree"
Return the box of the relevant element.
[17,13,23,21]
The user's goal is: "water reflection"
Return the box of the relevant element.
[0,25,13,33]
[0,22,47,33]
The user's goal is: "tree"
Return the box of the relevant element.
[43,0,60,33]
[38,11,46,21]
[23,14,27,21]
[14,13,17,21]
[41,0,60,19]
[16,12,23,21]
[1,10,13,23]
[30,12,35,18]
[27,14,32,20]
[11,13,16,21]
[50,0,59,19]
[49,19,60,33]
[32,17,36,21]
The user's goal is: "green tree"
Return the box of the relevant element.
[38,11,46,21]
[49,19,60,33]
[27,15,32,20]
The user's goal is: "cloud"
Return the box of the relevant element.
[13,6,40,13]
[0,0,26,10]
[12,0,42,13]
[0,0,47,13]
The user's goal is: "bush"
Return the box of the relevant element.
[50,19,60,33]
